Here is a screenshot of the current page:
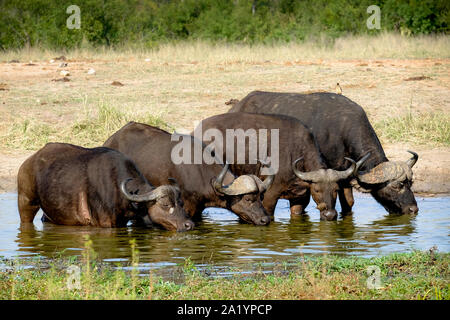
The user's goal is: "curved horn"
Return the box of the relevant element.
[333,157,356,180]
[257,159,275,192]
[167,177,180,189]
[356,152,371,173]
[120,179,166,202]
[213,162,260,195]
[213,162,230,194]
[406,150,418,168]
[291,157,323,182]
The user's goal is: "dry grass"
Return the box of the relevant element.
[0,102,170,150]
[1,33,449,63]
[0,33,449,153]
[375,111,450,146]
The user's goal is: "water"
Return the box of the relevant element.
[0,192,449,276]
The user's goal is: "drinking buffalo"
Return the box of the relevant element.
[17,143,194,231]
[103,122,273,225]
[196,113,367,220]
[229,91,419,215]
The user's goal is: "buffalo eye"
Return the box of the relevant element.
[244,194,256,203]
[391,182,404,191]
[158,200,171,208]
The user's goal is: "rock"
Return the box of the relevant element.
[404,75,431,81]
[87,68,96,75]
[225,99,239,105]
[52,77,70,82]
[49,59,55,63]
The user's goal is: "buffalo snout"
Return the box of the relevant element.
[320,209,338,221]
[403,205,419,215]
[258,215,271,226]
[180,220,195,232]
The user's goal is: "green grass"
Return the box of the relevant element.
[1,250,448,300]
[0,102,171,150]
[374,111,450,146]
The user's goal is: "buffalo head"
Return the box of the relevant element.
[356,150,419,215]
[120,179,195,231]
[292,154,369,221]
[212,162,274,226]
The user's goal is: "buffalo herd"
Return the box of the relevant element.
[18,91,419,231]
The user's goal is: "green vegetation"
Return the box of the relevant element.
[375,111,450,146]
[1,0,448,50]
[1,247,448,300]
[0,102,171,150]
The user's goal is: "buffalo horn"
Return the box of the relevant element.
[257,159,275,192]
[406,150,418,168]
[120,178,166,202]
[291,157,323,182]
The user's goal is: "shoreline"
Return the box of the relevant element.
[1,251,448,300]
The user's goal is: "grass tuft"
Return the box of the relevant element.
[374,111,450,146]
[0,102,171,150]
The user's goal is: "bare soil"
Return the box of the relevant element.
[0,57,448,194]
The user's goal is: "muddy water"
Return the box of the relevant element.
[0,193,449,275]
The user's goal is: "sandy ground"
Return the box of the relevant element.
[0,56,449,194]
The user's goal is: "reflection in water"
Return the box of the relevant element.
[1,193,449,274]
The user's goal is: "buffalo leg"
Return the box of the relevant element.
[263,196,279,217]
[338,186,354,215]
[17,171,40,223]
[18,192,40,223]
[289,195,310,215]
[17,160,40,223]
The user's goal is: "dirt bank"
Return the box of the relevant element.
[0,55,448,195]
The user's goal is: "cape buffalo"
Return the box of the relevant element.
[196,113,367,220]
[103,122,274,225]
[17,143,194,231]
[229,91,419,215]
